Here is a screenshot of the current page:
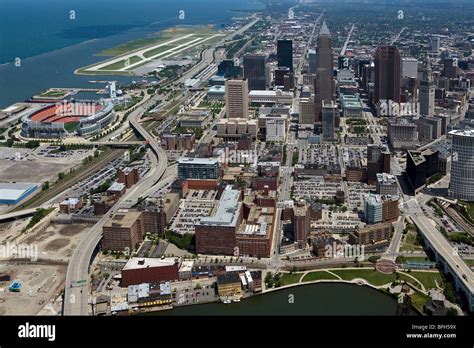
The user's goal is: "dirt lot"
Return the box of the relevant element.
[19,223,91,261]
[0,147,86,183]
[0,262,66,315]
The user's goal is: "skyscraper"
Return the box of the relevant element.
[308,49,316,73]
[314,21,335,122]
[322,100,336,141]
[243,54,267,91]
[419,61,435,117]
[449,129,474,202]
[374,45,401,103]
[225,79,249,119]
[431,36,440,54]
[277,39,293,72]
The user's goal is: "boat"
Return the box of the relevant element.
[232,298,241,303]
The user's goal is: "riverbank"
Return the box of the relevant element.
[152,282,409,315]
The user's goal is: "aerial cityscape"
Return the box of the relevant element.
[1,0,474,332]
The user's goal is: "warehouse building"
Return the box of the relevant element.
[0,182,38,205]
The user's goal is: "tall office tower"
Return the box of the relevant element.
[322,100,336,141]
[367,144,391,185]
[299,97,315,125]
[449,129,474,202]
[431,36,440,54]
[308,49,317,73]
[274,67,291,87]
[277,39,293,72]
[243,54,267,91]
[293,200,310,249]
[374,45,401,103]
[419,62,435,117]
[314,21,335,122]
[225,79,249,119]
[443,58,459,79]
[217,59,240,78]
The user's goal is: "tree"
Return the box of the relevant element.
[58,172,65,180]
[42,181,50,191]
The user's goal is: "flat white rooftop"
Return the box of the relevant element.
[123,257,178,271]
[0,182,37,201]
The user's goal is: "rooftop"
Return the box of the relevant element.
[108,182,126,192]
[178,157,219,165]
[104,210,142,229]
[197,187,241,227]
[449,128,474,137]
[376,173,397,185]
[123,257,179,271]
[217,272,241,285]
[0,182,38,201]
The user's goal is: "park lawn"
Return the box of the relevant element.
[331,269,397,286]
[397,273,424,289]
[301,271,339,282]
[410,291,430,314]
[407,271,443,290]
[279,273,303,286]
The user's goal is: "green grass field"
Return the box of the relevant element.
[331,269,398,286]
[98,55,142,71]
[406,271,442,289]
[463,259,474,266]
[39,90,68,98]
[301,271,339,282]
[98,26,217,56]
[410,291,430,313]
[64,122,80,133]
[278,273,303,286]
[143,45,176,58]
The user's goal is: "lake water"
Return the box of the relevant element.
[0,0,264,108]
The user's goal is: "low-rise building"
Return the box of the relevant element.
[59,197,83,214]
[348,223,393,246]
[216,272,243,297]
[121,257,181,286]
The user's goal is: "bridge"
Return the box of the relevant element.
[90,141,144,148]
[406,199,474,312]
[0,208,38,222]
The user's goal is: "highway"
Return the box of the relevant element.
[63,98,169,315]
[63,16,262,315]
[408,199,474,289]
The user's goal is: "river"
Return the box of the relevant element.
[154,283,417,316]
